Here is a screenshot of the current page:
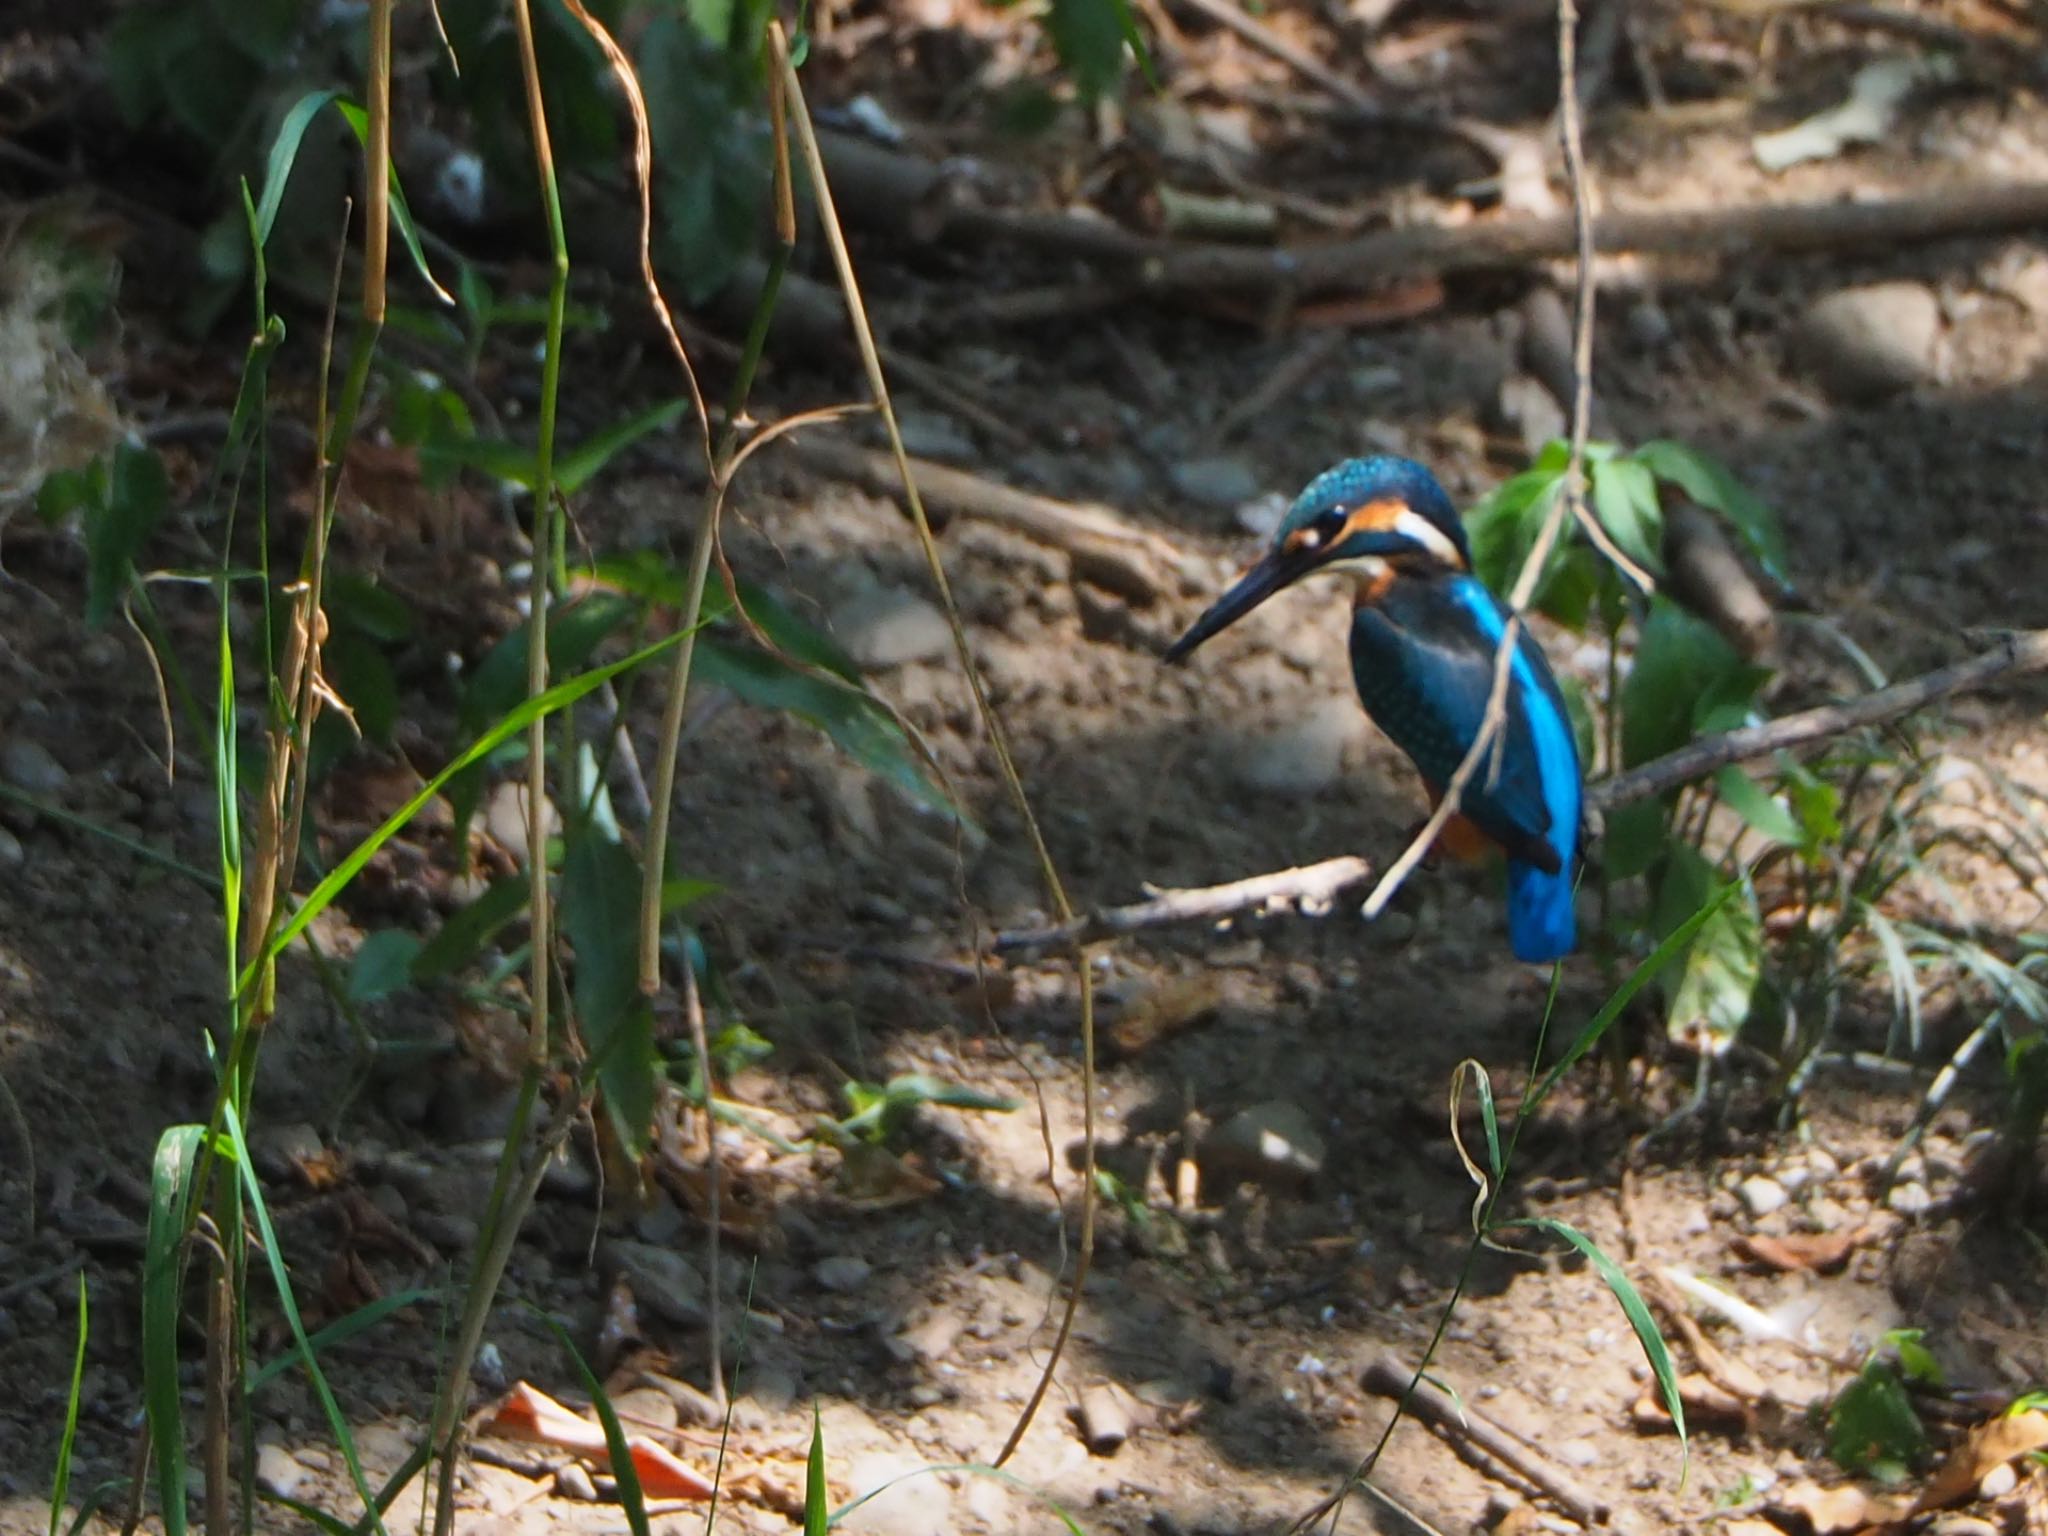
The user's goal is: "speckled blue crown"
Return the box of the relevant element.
[1279,457,1469,563]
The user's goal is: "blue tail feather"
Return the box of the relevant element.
[1507,858,1577,964]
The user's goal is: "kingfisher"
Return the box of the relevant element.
[1164,457,1583,963]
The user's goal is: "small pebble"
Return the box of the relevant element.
[0,827,22,866]
[254,1444,306,1500]
[813,1255,872,1293]
[1737,1175,1788,1219]
[1,738,67,796]
[1168,454,1261,510]
[554,1462,598,1501]
[1886,1181,1933,1216]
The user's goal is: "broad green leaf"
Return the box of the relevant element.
[461,594,638,732]
[1590,455,1663,575]
[1786,764,1844,846]
[1633,440,1788,581]
[1465,468,1564,593]
[696,638,963,821]
[1601,798,1670,882]
[1714,767,1805,849]
[347,931,422,1004]
[36,463,104,525]
[736,579,862,683]
[1621,597,1743,768]
[558,398,692,494]
[662,877,721,912]
[86,444,168,628]
[1047,0,1130,99]
[1654,847,1761,1051]
[1883,1328,1943,1387]
[1505,1216,1687,1482]
[564,833,658,1154]
[1827,1362,1926,1479]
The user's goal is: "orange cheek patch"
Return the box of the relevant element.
[1340,498,1409,542]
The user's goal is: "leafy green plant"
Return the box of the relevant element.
[35,442,170,626]
[1825,1330,1939,1481]
[829,1073,1022,1147]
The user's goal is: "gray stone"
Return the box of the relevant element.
[0,826,21,866]
[1230,700,1364,797]
[1737,1175,1789,1219]
[1556,1437,1599,1469]
[1168,455,1262,510]
[553,1462,598,1501]
[894,410,976,463]
[1886,1180,1934,1216]
[1794,282,1943,403]
[1200,1100,1326,1187]
[254,1444,307,1500]
[830,588,953,670]
[813,1254,872,1293]
[1235,492,1289,540]
[1497,373,1567,456]
[1,738,66,796]
[603,1239,706,1326]
[482,780,558,864]
[840,1452,955,1536]
[251,1122,325,1183]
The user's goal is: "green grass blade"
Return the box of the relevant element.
[536,1315,651,1536]
[1506,1216,1687,1485]
[332,100,453,303]
[254,90,342,248]
[1527,880,1740,1114]
[48,1271,88,1536]
[255,628,690,978]
[143,1125,205,1536]
[805,1406,828,1536]
[223,1101,389,1536]
[247,1288,441,1392]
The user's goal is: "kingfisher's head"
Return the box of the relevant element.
[1164,457,1471,663]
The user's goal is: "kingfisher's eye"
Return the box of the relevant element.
[1317,509,1349,542]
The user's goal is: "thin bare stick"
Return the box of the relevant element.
[1358,1356,1608,1527]
[995,628,2048,952]
[772,25,1099,1466]
[1170,0,1376,109]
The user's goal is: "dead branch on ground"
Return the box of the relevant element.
[992,627,2048,953]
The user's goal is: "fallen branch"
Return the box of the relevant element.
[991,628,2048,951]
[783,434,1197,603]
[1359,1355,1608,1528]
[805,133,2048,299]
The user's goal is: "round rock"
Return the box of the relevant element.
[830,588,953,670]
[1200,1100,1326,1188]
[1794,282,1942,403]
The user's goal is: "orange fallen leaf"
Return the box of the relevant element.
[1912,1409,2048,1513]
[483,1383,713,1499]
[1732,1229,1862,1274]
[1770,1478,1910,1535]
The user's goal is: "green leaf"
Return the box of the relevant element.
[1786,765,1844,847]
[1530,879,1738,1113]
[1714,767,1805,849]
[259,630,692,974]
[1621,597,1743,769]
[461,594,638,733]
[536,1316,652,1536]
[837,1073,1022,1143]
[662,877,721,912]
[36,463,104,525]
[143,1125,205,1536]
[1465,467,1565,592]
[735,579,862,683]
[1602,798,1671,883]
[255,90,342,250]
[1884,1328,1943,1387]
[247,1288,441,1392]
[1633,440,1788,582]
[804,1405,829,1536]
[326,630,398,746]
[49,1272,88,1536]
[1047,0,1130,99]
[696,638,963,821]
[559,398,693,494]
[331,100,453,304]
[687,0,737,47]
[347,931,422,1004]
[325,571,415,642]
[564,834,658,1155]
[1590,455,1664,576]
[85,444,168,628]
[1827,1362,1927,1479]
[412,876,530,982]
[1504,1217,1687,1483]
[1654,847,1761,1051]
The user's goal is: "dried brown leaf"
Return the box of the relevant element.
[1732,1229,1863,1274]
[1913,1410,2048,1514]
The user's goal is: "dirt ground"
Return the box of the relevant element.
[2,7,2048,1535]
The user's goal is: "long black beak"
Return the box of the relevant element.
[1163,548,1307,664]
